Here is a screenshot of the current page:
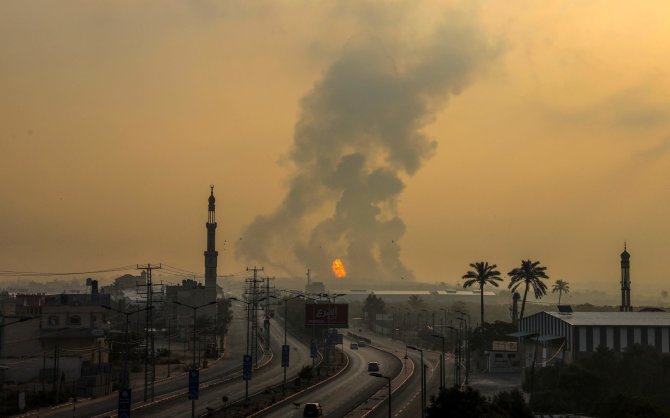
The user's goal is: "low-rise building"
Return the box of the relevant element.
[517,310,670,367]
[0,292,111,391]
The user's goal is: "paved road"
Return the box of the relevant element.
[132,312,311,417]
[15,307,251,418]
[262,336,402,418]
[361,335,443,418]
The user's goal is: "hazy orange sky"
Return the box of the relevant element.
[2,1,670,298]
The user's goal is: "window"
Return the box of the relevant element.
[70,315,81,326]
[48,316,59,326]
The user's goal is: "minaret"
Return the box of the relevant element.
[204,185,218,290]
[620,242,631,312]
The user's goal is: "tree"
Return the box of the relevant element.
[426,386,493,418]
[462,261,503,326]
[508,260,549,320]
[552,279,570,304]
[426,386,533,418]
[362,293,386,327]
[407,294,425,311]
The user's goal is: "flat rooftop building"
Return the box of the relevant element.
[517,311,670,366]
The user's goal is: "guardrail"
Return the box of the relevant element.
[245,348,349,418]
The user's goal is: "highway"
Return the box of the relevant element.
[134,312,311,417]
[261,336,402,418]
[17,306,309,418]
[360,333,444,418]
[15,308,250,418]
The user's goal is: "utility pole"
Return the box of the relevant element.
[263,276,275,351]
[54,344,60,404]
[173,301,216,418]
[167,316,171,378]
[137,263,162,402]
[246,267,263,367]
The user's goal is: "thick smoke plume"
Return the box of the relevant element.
[237,5,494,281]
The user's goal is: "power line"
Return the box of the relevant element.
[0,265,137,277]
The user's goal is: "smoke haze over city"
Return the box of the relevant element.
[2,1,670,297]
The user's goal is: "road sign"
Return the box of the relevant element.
[310,338,318,358]
[188,369,199,400]
[281,344,290,368]
[243,354,252,381]
[118,388,131,418]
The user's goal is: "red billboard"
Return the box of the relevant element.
[305,303,349,328]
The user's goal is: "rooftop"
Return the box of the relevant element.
[332,289,492,296]
[544,311,670,326]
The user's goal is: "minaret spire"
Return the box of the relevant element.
[620,243,631,312]
[204,185,218,290]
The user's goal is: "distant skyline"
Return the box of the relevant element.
[2,2,670,295]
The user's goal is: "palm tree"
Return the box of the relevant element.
[552,279,570,304]
[462,262,503,326]
[508,260,549,320]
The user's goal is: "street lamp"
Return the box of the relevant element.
[269,293,304,395]
[447,325,461,387]
[406,345,426,418]
[302,293,320,368]
[457,311,470,384]
[101,305,154,389]
[319,293,345,371]
[439,308,447,336]
[370,372,392,418]
[229,296,266,401]
[172,300,217,418]
[431,334,445,390]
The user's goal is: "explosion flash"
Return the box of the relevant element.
[332,259,347,278]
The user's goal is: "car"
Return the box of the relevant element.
[367,361,380,372]
[303,402,323,417]
[350,342,358,350]
[358,341,367,347]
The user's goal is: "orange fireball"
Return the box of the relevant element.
[332,259,347,278]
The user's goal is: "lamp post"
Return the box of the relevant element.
[439,308,447,336]
[302,293,319,368]
[370,372,392,418]
[102,305,153,390]
[321,293,345,371]
[172,300,217,418]
[270,293,304,395]
[421,309,428,329]
[229,297,266,401]
[447,325,461,387]
[457,311,470,384]
[431,334,445,391]
[406,345,425,418]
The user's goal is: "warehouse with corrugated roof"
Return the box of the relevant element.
[517,311,670,366]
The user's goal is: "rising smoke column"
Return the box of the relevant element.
[237,5,495,281]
